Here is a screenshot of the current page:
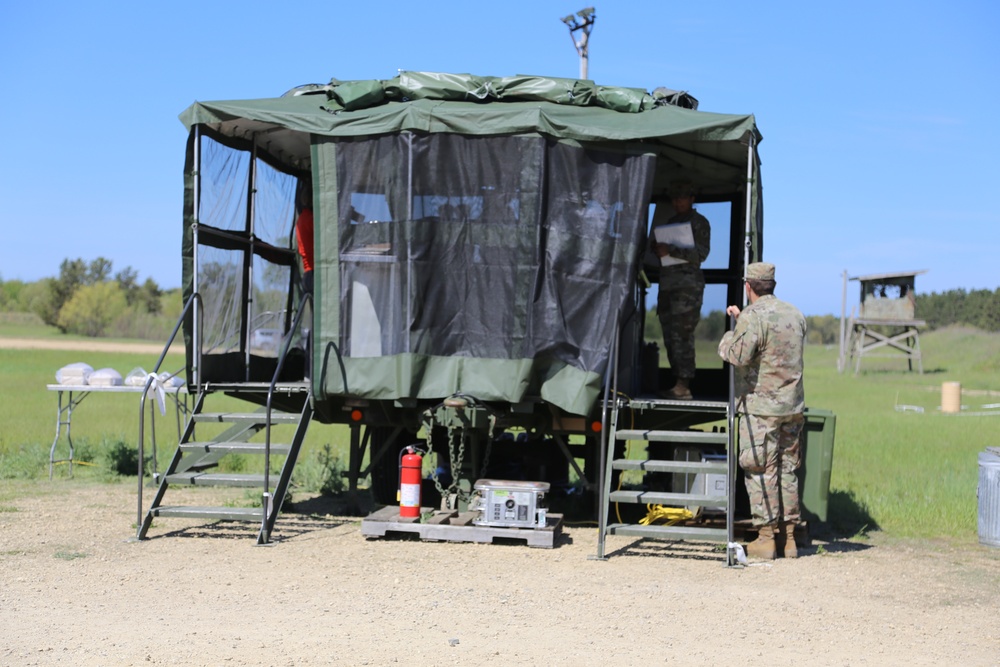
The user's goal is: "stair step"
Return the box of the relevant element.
[150,506,264,522]
[623,398,728,412]
[192,411,300,424]
[202,381,310,393]
[164,472,271,487]
[612,459,728,474]
[615,429,728,445]
[606,523,728,543]
[179,442,292,455]
[609,490,727,508]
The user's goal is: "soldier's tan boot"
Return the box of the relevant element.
[746,524,776,560]
[781,522,798,559]
[666,378,693,400]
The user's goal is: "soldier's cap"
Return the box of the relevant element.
[746,262,775,281]
[667,181,696,198]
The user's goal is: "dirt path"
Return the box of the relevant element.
[0,336,180,355]
[2,480,999,666]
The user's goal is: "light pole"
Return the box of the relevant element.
[561,7,596,80]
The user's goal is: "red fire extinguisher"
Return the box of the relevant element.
[398,446,423,518]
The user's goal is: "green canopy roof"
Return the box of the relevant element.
[179,71,761,197]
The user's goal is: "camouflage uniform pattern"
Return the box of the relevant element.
[718,293,807,526]
[652,210,710,380]
[717,294,806,416]
[738,412,804,526]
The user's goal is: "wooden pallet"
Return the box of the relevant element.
[360,505,563,548]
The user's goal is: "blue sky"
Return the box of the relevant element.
[1,1,997,316]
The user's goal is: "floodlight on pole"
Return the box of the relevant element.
[560,7,596,80]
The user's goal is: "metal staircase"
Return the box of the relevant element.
[595,396,740,565]
[137,383,312,544]
[593,313,742,565]
[134,291,315,545]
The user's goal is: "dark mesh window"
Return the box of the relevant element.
[185,133,299,381]
[335,133,653,379]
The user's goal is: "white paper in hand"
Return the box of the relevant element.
[654,222,695,266]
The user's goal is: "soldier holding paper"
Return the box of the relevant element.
[649,180,711,399]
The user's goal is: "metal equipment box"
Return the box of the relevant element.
[673,448,727,514]
[702,453,728,501]
[473,479,550,528]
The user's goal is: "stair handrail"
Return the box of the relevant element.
[262,291,313,535]
[595,302,626,559]
[136,292,203,535]
[726,313,739,566]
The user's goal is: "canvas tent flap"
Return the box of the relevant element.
[598,85,656,113]
[383,71,494,102]
[330,79,386,111]
[333,72,653,111]
[492,74,596,106]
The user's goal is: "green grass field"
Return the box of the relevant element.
[2,322,998,543]
[0,317,355,494]
[805,327,1000,542]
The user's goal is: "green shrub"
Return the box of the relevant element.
[58,282,128,337]
[219,453,247,473]
[73,440,98,464]
[102,438,140,476]
[0,445,49,480]
[294,444,346,496]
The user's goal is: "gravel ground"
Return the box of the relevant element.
[2,480,999,666]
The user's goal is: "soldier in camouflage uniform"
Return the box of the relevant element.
[717,262,806,559]
[650,181,711,400]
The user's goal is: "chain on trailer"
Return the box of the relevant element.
[421,394,496,510]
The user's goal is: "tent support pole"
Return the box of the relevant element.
[742,135,755,275]
[192,126,201,388]
[244,140,258,382]
[405,133,413,353]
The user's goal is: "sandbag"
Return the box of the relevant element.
[56,362,93,385]
[89,368,123,387]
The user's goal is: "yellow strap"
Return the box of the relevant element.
[639,504,694,526]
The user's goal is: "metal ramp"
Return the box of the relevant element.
[137,382,312,544]
[594,396,741,566]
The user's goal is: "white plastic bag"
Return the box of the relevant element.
[56,362,93,386]
[124,367,149,387]
[89,368,123,387]
[158,372,184,387]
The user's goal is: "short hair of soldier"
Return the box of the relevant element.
[747,278,776,295]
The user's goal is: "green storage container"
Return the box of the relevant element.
[800,407,837,523]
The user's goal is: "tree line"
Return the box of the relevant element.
[643,310,844,346]
[914,288,1000,332]
[644,287,1000,348]
[699,311,843,345]
[5,259,996,342]
[0,257,182,339]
